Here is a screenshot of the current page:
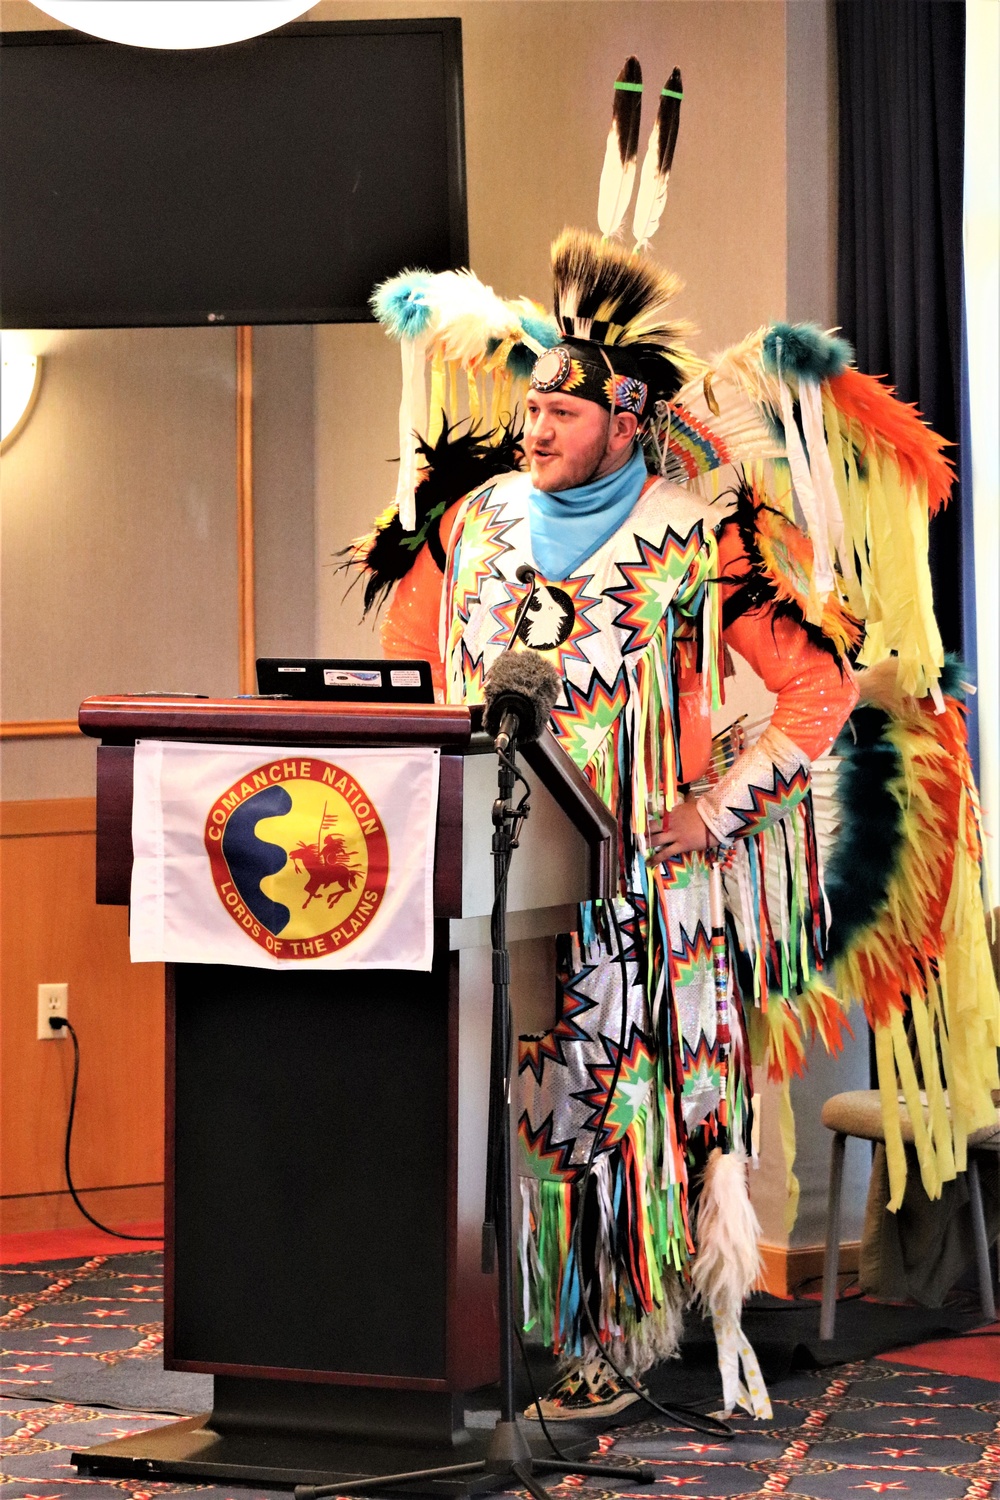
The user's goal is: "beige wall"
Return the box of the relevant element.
[1,327,239,798]
[0,322,315,799]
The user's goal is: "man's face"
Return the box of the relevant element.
[523,390,613,492]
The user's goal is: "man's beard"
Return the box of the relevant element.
[530,429,610,492]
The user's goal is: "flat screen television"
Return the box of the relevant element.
[0,20,467,328]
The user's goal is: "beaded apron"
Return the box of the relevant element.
[442,472,764,1378]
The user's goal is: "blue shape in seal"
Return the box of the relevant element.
[222,784,292,934]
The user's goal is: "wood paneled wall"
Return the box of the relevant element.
[0,799,164,1232]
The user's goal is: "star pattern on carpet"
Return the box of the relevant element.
[1,1252,995,1500]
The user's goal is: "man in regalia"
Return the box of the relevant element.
[364,228,859,1421]
[347,66,996,1426]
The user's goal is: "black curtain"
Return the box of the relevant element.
[836,0,966,654]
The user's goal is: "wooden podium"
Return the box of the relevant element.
[74,696,615,1489]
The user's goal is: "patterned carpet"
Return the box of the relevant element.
[2,1250,998,1500]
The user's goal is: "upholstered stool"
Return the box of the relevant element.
[819,1090,1000,1339]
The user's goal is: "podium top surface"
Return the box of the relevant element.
[86,690,617,900]
[82,695,618,904]
[79,695,473,749]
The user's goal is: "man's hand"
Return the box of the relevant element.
[646,797,710,862]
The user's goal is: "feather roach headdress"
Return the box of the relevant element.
[529,228,699,416]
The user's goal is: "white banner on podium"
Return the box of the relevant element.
[130,740,440,971]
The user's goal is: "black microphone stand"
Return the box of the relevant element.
[295,728,652,1500]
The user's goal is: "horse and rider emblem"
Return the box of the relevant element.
[205,757,389,959]
[290,811,363,910]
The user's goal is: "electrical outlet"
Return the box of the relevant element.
[37,983,68,1040]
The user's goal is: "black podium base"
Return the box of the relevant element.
[72,1412,600,1496]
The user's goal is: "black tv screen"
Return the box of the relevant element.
[0,20,467,328]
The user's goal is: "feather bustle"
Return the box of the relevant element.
[827,368,954,512]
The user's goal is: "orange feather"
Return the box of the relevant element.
[827,368,954,513]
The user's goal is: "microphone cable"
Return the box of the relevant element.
[48,1017,161,1242]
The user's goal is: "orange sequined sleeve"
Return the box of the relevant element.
[378,501,463,699]
[696,522,858,844]
[716,522,859,762]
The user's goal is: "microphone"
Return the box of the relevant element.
[507,564,538,649]
[482,648,561,753]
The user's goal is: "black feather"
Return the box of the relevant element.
[824,655,970,961]
[340,418,524,616]
[823,707,904,963]
[613,56,643,166]
[630,341,688,405]
[657,68,682,176]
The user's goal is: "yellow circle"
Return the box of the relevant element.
[256,779,370,940]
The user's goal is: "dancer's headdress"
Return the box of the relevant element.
[526,57,693,420]
[369,55,689,527]
[529,227,697,418]
[362,54,953,710]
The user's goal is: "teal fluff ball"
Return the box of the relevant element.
[762,322,853,382]
[371,272,435,340]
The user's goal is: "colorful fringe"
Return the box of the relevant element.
[581,534,724,890]
[825,688,998,1209]
[519,1105,687,1372]
[517,883,751,1375]
[759,678,999,1212]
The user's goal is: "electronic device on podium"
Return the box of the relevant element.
[255,657,434,704]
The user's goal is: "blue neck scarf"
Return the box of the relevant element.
[527,444,649,581]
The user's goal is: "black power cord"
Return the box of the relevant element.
[48,1017,160,1242]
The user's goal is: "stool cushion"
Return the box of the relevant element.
[822,1091,903,1142]
[821,1090,1000,1148]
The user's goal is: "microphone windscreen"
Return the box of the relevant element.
[482,649,561,741]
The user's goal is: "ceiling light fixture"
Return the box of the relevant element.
[30,2,314,51]
[0,336,42,450]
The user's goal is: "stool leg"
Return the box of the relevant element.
[966,1156,997,1323]
[820,1132,847,1341]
